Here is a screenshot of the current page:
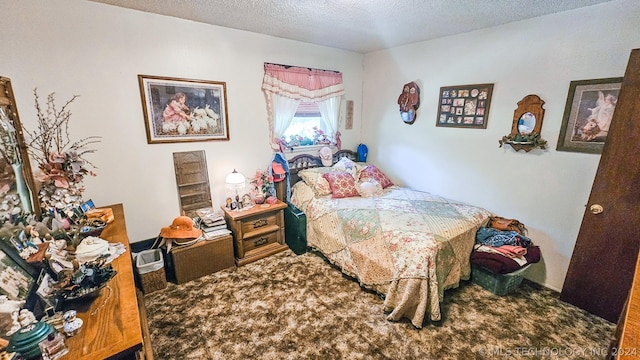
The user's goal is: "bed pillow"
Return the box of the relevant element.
[356,178,383,198]
[298,168,334,196]
[322,171,359,199]
[332,157,365,179]
[359,165,394,189]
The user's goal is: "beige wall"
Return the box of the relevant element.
[361,0,640,290]
[0,0,364,242]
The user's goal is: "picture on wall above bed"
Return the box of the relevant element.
[556,77,622,154]
[138,75,230,144]
[436,83,493,129]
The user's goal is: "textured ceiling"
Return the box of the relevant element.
[89,0,612,53]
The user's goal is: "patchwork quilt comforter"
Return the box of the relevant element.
[291,182,492,327]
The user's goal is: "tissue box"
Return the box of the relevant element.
[85,207,114,223]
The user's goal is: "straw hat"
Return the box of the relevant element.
[160,216,202,239]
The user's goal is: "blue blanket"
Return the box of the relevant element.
[475,227,532,248]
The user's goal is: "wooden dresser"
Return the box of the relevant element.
[63,203,152,360]
[222,201,288,266]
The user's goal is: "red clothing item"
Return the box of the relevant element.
[471,245,541,274]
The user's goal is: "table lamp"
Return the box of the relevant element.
[225,169,245,198]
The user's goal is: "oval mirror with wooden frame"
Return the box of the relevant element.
[499,94,548,152]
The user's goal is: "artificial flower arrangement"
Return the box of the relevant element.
[24,89,101,213]
[251,170,274,197]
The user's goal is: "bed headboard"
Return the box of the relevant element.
[287,149,358,185]
[274,149,358,201]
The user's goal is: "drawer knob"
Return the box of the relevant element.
[254,237,268,247]
[252,219,268,228]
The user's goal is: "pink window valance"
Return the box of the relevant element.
[262,63,345,101]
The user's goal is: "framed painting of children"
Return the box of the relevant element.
[138,75,230,143]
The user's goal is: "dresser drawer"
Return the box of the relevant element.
[243,230,279,254]
[240,213,279,234]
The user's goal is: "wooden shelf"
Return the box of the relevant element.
[178,181,209,187]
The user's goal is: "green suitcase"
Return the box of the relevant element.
[284,202,307,255]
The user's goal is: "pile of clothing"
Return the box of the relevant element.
[472,216,540,274]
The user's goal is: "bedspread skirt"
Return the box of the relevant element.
[292,183,492,328]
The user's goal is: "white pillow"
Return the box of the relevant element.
[332,157,364,179]
[355,179,383,198]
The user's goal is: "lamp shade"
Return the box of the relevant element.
[225,169,245,185]
[225,169,246,198]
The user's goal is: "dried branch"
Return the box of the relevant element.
[23,89,101,183]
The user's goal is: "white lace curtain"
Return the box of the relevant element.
[262,63,345,151]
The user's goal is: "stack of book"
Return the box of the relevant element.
[196,208,231,240]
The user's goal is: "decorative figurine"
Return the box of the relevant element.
[63,310,83,336]
[18,309,37,327]
[241,194,254,208]
[398,81,420,124]
[38,331,69,360]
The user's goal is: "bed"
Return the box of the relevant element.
[285,149,493,328]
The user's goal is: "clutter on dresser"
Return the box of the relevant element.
[0,201,124,359]
[7,309,57,359]
[471,216,541,295]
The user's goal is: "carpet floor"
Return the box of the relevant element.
[144,250,615,360]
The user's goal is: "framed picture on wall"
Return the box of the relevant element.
[435,83,493,129]
[556,77,623,154]
[138,75,230,144]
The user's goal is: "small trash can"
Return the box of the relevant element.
[136,249,167,294]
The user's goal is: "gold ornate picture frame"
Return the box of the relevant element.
[138,75,230,144]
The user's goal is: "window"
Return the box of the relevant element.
[281,101,333,148]
[262,63,344,152]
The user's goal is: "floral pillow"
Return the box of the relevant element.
[298,168,334,196]
[355,178,383,198]
[359,165,394,189]
[332,157,365,180]
[322,171,360,199]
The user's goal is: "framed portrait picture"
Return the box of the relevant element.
[80,199,95,213]
[556,77,623,154]
[138,75,230,144]
[0,246,36,303]
[436,83,493,129]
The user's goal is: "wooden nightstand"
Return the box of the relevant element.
[222,201,288,266]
